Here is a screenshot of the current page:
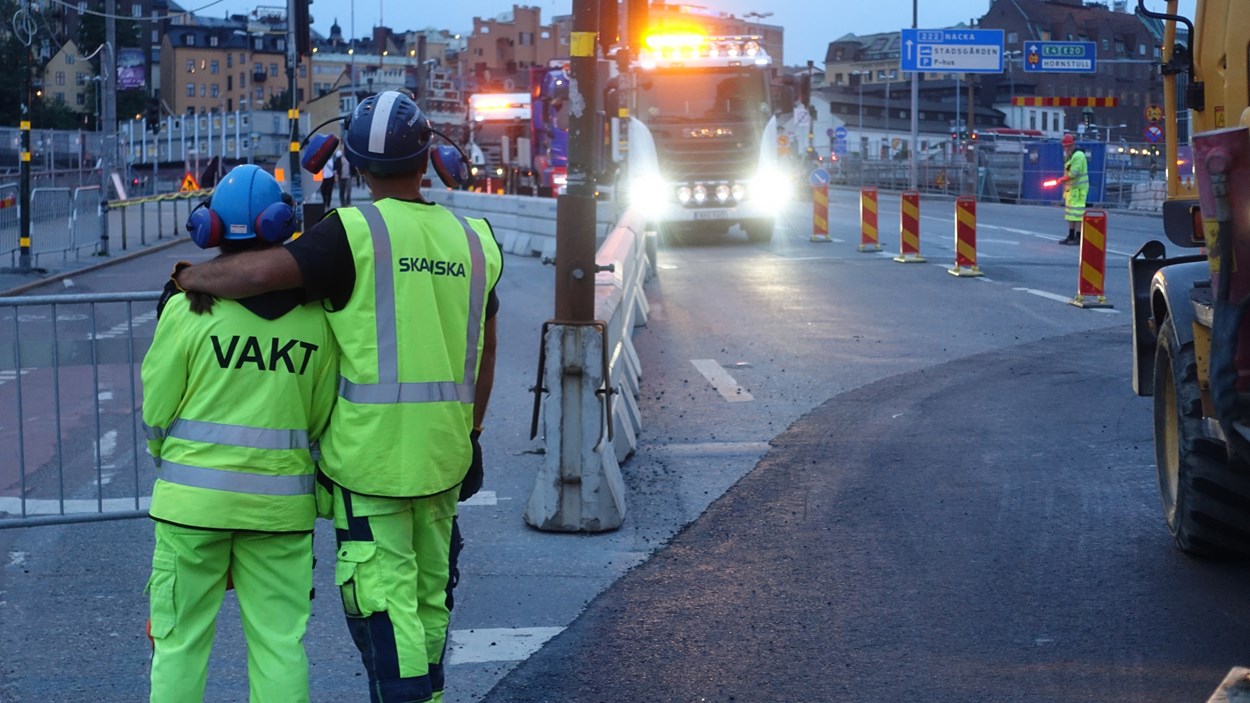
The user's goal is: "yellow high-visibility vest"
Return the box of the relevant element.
[142,295,338,532]
[319,200,503,497]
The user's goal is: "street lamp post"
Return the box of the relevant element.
[1004,50,1021,128]
[851,69,868,157]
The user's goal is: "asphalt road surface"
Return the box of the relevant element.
[1,191,1247,702]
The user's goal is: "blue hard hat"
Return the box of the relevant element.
[211,165,285,240]
[344,91,431,174]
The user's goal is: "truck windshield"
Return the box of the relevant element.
[638,68,769,123]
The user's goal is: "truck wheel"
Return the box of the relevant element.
[745,220,774,243]
[1154,316,1250,555]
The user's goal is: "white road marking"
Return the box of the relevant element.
[459,490,498,507]
[645,441,771,457]
[691,359,754,402]
[1013,287,1123,313]
[0,369,32,388]
[7,551,26,568]
[446,627,565,665]
[90,310,158,341]
[61,279,74,288]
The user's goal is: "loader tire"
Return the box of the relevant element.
[1154,316,1250,556]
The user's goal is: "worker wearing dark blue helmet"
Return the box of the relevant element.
[173,90,503,703]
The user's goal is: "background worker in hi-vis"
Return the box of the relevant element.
[1056,133,1089,245]
[174,90,503,703]
[142,164,339,702]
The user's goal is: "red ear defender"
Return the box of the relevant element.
[302,133,341,174]
[186,201,224,248]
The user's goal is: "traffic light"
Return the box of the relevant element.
[145,98,161,134]
[293,0,312,57]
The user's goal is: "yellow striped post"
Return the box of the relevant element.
[811,182,830,242]
[893,190,926,263]
[948,196,982,277]
[1071,209,1112,308]
[858,187,880,252]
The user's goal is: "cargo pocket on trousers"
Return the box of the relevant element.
[145,550,177,639]
[335,541,379,618]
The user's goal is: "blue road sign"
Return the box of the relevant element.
[834,126,848,139]
[1144,125,1164,144]
[900,28,1004,74]
[1022,41,1097,74]
[810,168,830,187]
[833,138,848,156]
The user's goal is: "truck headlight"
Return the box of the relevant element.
[631,178,669,206]
[677,185,693,204]
[731,182,746,201]
[751,167,791,204]
[715,184,730,202]
[693,184,708,204]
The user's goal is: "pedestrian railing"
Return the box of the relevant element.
[0,291,159,528]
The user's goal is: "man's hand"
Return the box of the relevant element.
[156,261,193,319]
[459,429,483,502]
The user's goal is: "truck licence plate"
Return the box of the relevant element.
[693,209,732,220]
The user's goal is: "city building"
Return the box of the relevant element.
[977,0,1166,143]
[159,13,314,116]
[42,40,93,114]
[465,5,564,90]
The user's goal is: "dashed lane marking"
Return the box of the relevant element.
[1014,287,1122,313]
[691,359,754,402]
[90,310,158,341]
[459,490,498,507]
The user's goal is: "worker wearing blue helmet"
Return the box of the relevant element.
[142,163,339,702]
[173,91,503,703]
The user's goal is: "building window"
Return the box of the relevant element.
[255,87,263,101]
[131,3,141,17]
[200,83,206,97]
[1041,112,1048,131]
[480,26,490,34]
[186,82,195,96]
[186,34,195,47]
[1115,40,1126,55]
[541,30,550,39]
[75,72,85,85]
[76,93,85,105]
[227,75,232,90]
[187,59,195,73]
[55,71,65,86]
[76,1,85,11]
[1007,32,1018,45]
[519,32,532,46]
[211,84,219,97]
[277,38,285,51]
[1029,111,1037,130]
[1140,43,1147,56]
[210,35,219,47]
[1101,38,1110,51]
[227,53,232,68]
[65,54,74,65]
[210,60,219,74]
[151,29,158,44]
[270,63,278,77]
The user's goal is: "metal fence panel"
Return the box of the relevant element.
[0,291,159,528]
[28,187,73,265]
[71,185,103,255]
[0,182,19,266]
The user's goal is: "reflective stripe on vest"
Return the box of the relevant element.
[337,203,488,405]
[158,460,314,496]
[167,418,310,450]
[143,422,165,441]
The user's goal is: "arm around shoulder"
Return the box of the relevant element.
[175,247,304,299]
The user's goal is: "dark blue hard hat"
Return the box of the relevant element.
[344,91,431,174]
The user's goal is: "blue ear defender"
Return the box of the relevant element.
[431,144,470,189]
[253,194,298,244]
[186,200,224,249]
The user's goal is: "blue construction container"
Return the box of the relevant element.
[1019,141,1106,204]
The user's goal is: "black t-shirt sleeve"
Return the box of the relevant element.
[284,211,355,311]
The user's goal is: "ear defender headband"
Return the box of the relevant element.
[300,114,473,189]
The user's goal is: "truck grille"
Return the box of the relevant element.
[650,126,761,183]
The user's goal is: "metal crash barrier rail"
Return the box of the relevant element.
[0,291,160,528]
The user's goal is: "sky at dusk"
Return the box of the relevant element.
[198,0,1198,67]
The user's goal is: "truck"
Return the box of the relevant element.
[530,63,571,197]
[466,92,533,193]
[1129,0,1250,555]
[620,32,788,243]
